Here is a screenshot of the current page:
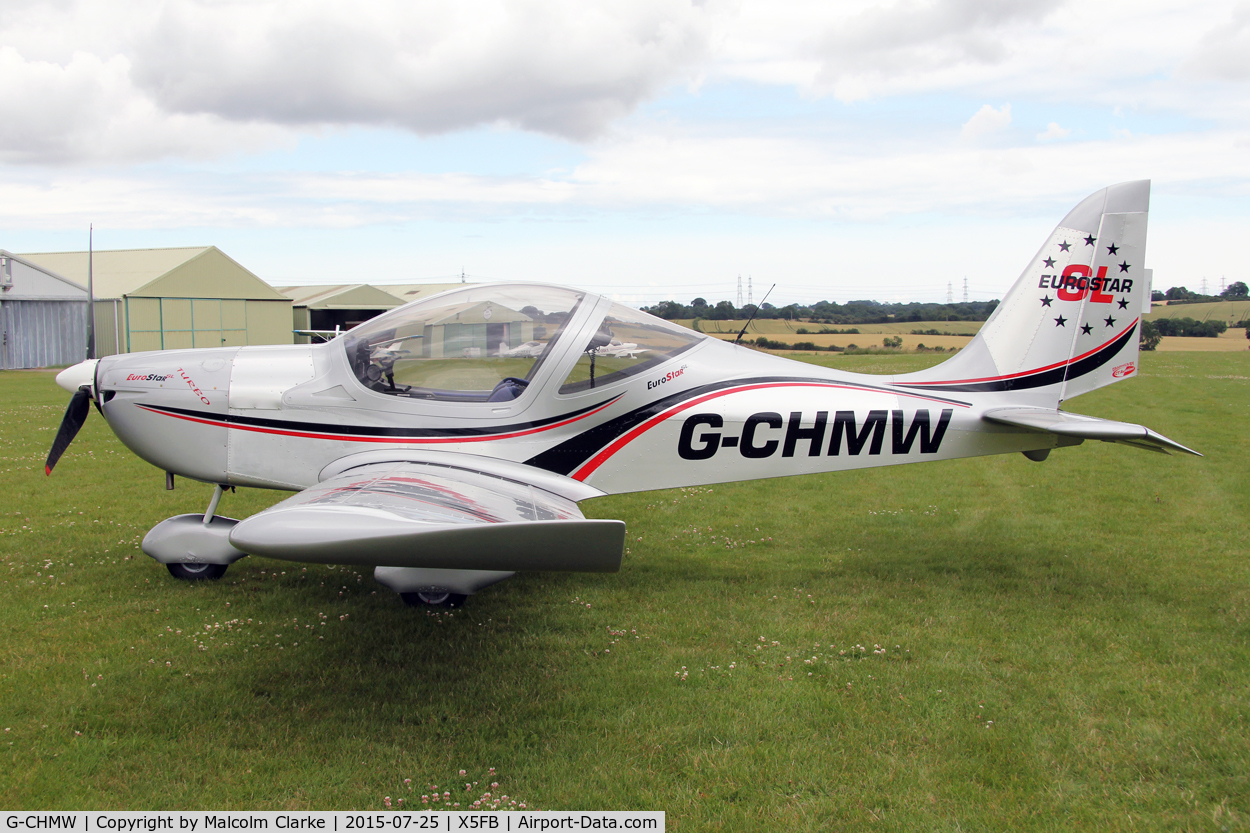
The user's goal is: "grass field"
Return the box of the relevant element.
[2,355,1248,827]
[1146,299,1250,325]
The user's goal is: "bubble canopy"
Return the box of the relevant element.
[342,284,704,402]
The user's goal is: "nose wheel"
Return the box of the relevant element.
[166,562,228,581]
[400,591,468,608]
[146,485,245,582]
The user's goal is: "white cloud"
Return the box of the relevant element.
[0,46,286,164]
[811,0,1063,98]
[961,103,1012,140]
[3,0,1250,167]
[1183,3,1250,80]
[5,126,1249,231]
[1036,122,1071,141]
[715,0,1249,123]
[1,0,1250,303]
[0,0,719,163]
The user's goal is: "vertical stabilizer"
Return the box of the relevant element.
[895,181,1151,407]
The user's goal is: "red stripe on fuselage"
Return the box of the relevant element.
[570,381,970,481]
[136,397,618,445]
[902,319,1139,387]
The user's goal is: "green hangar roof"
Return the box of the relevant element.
[19,246,287,301]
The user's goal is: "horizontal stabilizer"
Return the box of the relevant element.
[229,460,625,572]
[983,408,1200,456]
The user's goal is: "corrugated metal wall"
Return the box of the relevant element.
[93,300,124,358]
[0,299,88,369]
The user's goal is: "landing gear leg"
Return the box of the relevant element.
[144,484,245,581]
[203,484,225,523]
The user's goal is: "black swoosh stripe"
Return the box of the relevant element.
[140,397,617,439]
[893,323,1137,394]
[526,376,972,476]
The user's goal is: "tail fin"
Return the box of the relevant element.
[897,180,1152,407]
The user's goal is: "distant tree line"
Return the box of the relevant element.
[748,336,954,354]
[642,297,1001,324]
[1140,316,1235,350]
[1151,318,1228,338]
[1153,281,1249,304]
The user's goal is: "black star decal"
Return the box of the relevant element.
[1117,298,1129,309]
[1055,315,1067,327]
[1118,261,1130,272]
[1104,316,1116,327]
[1058,241,1071,252]
[1084,234,1097,246]
[1106,243,1119,255]
[1081,323,1092,334]
[1043,257,1055,268]
[1040,295,1053,307]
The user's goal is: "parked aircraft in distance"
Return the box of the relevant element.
[47,181,1197,607]
[500,341,545,358]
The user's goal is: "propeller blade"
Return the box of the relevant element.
[45,387,92,475]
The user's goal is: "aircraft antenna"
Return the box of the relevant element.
[734,283,775,345]
[86,224,95,360]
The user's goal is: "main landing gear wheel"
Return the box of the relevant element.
[166,562,229,581]
[400,591,468,609]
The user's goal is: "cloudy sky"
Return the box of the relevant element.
[3,0,1248,306]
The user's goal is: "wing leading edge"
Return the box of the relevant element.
[983,408,1201,455]
[228,461,625,572]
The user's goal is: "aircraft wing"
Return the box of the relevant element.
[983,408,1201,455]
[228,459,626,572]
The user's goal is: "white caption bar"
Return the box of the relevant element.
[2,813,663,833]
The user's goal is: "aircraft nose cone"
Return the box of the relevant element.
[56,359,98,393]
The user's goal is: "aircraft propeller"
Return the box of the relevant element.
[45,385,92,475]
[48,229,99,476]
[46,358,99,475]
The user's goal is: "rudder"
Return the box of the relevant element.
[895,181,1152,406]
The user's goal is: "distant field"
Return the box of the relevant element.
[2,356,1247,827]
[684,319,1248,353]
[1146,299,1250,324]
[1157,329,1248,352]
[710,332,973,351]
[677,319,985,336]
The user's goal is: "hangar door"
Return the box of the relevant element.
[126,298,248,351]
[0,299,88,369]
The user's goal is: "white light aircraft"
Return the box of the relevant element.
[47,181,1198,608]
[599,339,647,359]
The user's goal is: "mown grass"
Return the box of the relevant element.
[1,355,1248,829]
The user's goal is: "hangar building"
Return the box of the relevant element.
[280,283,474,343]
[278,284,406,344]
[19,247,292,356]
[375,283,466,305]
[0,250,88,369]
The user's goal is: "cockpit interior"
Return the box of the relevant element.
[343,284,703,402]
